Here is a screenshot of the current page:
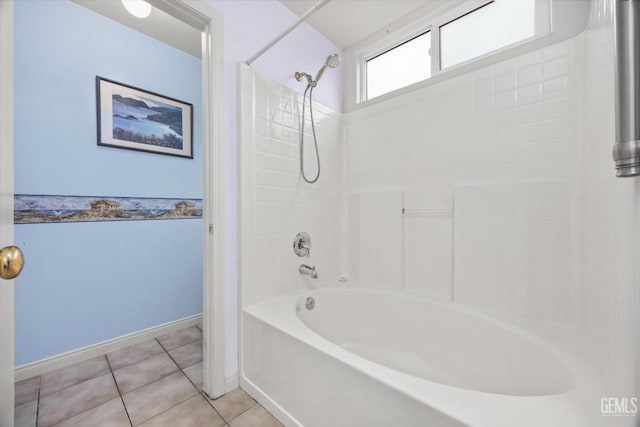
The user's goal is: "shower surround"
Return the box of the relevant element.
[239,2,639,426]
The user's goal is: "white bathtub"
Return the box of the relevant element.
[241,286,594,427]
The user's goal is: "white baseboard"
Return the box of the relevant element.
[15,314,203,382]
[224,371,239,392]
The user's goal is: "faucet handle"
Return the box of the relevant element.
[293,232,311,257]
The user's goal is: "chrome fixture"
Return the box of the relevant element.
[315,53,340,83]
[613,0,640,177]
[305,297,316,310]
[295,53,341,88]
[293,232,312,257]
[295,53,341,184]
[299,264,318,279]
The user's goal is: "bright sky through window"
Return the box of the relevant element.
[440,0,536,69]
[366,31,431,100]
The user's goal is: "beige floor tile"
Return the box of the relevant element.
[107,339,166,371]
[54,397,131,427]
[38,373,119,427]
[168,340,202,369]
[14,399,37,427]
[114,352,178,393]
[228,405,283,427]
[14,376,39,407]
[157,326,202,351]
[182,362,203,390]
[122,371,198,425]
[40,356,110,397]
[139,395,225,427]
[211,388,256,422]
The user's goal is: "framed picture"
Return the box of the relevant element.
[96,76,193,159]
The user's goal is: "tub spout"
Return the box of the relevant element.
[299,264,318,279]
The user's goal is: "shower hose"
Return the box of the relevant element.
[300,83,321,184]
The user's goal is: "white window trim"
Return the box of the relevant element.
[356,0,551,104]
[360,25,434,102]
[357,14,437,104]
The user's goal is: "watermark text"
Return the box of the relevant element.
[601,397,638,416]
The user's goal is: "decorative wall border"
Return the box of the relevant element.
[14,194,202,224]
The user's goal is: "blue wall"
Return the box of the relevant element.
[14,0,203,365]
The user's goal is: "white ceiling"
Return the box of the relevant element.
[279,0,434,49]
[72,0,201,58]
[74,0,459,60]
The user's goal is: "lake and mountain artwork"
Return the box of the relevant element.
[97,77,193,158]
[112,92,183,149]
[14,194,203,224]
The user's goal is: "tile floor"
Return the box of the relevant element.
[14,325,283,427]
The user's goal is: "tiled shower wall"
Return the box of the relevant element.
[239,2,637,414]
[239,64,344,307]
[344,0,637,419]
[346,37,575,301]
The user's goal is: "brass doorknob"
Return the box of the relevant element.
[0,246,24,280]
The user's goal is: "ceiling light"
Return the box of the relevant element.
[122,0,151,19]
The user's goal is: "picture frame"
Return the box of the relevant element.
[96,76,193,159]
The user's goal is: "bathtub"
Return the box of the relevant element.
[241,286,594,427]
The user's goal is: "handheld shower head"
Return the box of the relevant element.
[315,53,340,83]
[296,54,340,184]
[325,53,340,68]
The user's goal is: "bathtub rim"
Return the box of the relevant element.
[240,286,598,427]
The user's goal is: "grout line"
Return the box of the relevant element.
[36,357,121,426]
[133,393,197,426]
[107,344,179,396]
[124,340,198,426]
[24,326,220,427]
[35,376,41,427]
[224,402,259,424]
[107,340,166,373]
[157,332,229,423]
[201,390,228,422]
[105,354,134,427]
[156,338,201,386]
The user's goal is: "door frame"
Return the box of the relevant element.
[143,0,227,399]
[0,3,226,423]
[171,0,227,400]
[0,0,16,425]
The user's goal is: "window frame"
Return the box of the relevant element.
[357,0,551,103]
[364,29,433,101]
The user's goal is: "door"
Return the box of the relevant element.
[0,1,16,426]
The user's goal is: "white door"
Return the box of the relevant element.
[0,1,17,426]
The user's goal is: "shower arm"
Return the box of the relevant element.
[295,72,316,87]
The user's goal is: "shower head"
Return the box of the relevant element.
[314,53,340,83]
[325,53,340,68]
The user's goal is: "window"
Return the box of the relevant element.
[360,0,548,103]
[440,1,536,69]
[366,31,431,100]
